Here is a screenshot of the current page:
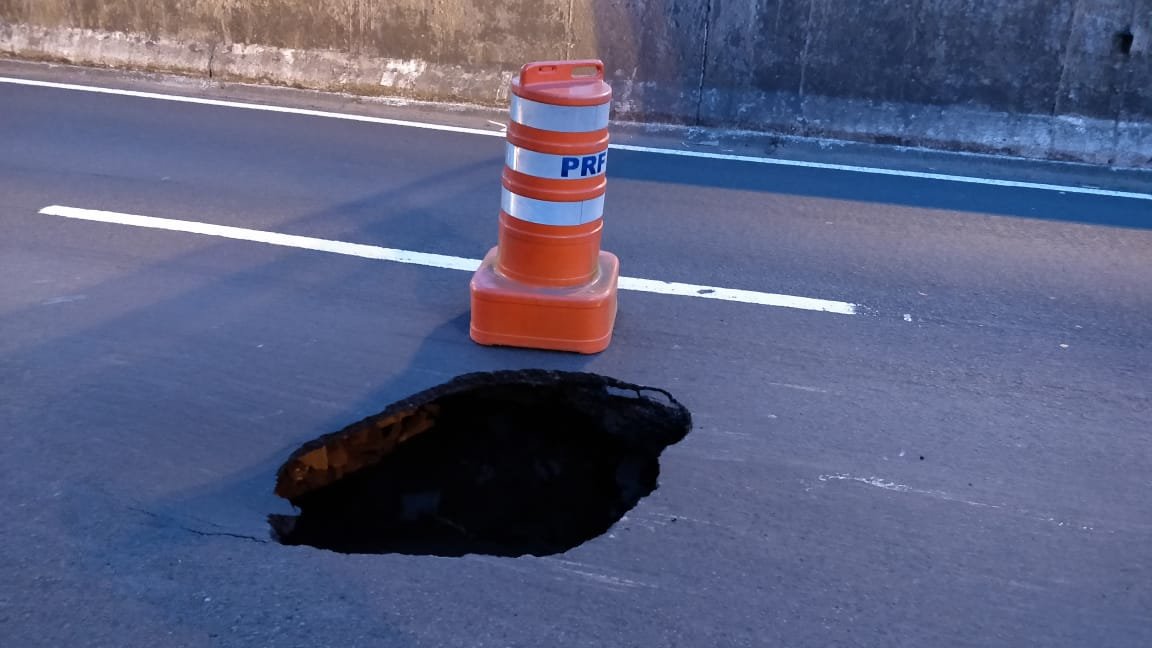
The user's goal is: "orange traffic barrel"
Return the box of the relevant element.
[470,60,620,354]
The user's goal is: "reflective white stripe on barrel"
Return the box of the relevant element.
[505,143,608,180]
[509,95,611,132]
[501,189,605,226]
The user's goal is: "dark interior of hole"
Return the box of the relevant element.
[270,375,690,557]
[1114,31,1134,56]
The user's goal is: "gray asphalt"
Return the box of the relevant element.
[1,61,1151,647]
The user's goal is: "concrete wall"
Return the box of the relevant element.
[1,0,1149,166]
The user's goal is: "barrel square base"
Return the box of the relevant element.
[470,247,619,354]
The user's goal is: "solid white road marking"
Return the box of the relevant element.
[38,205,858,315]
[3,76,1149,202]
[609,143,1152,201]
[0,76,503,138]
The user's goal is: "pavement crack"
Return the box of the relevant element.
[565,0,575,60]
[127,505,268,544]
[181,527,269,544]
[695,0,714,125]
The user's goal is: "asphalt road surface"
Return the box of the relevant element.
[2,61,1150,647]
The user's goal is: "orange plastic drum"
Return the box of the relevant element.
[469,60,620,354]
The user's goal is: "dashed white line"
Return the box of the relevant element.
[765,381,831,394]
[816,473,1098,531]
[39,205,481,269]
[616,277,855,314]
[4,75,1149,202]
[817,473,1000,509]
[38,205,858,315]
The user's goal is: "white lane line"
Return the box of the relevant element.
[4,75,1149,202]
[615,277,854,314]
[610,144,1152,202]
[0,76,503,138]
[38,205,857,315]
[38,205,482,270]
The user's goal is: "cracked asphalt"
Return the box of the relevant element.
[1,61,1151,647]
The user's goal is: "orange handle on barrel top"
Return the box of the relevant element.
[520,60,605,87]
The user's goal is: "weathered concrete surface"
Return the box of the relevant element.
[0,0,569,104]
[1,0,1149,166]
[571,0,709,124]
[699,0,1151,165]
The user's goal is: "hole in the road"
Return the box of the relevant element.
[1114,30,1134,56]
[269,370,691,557]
